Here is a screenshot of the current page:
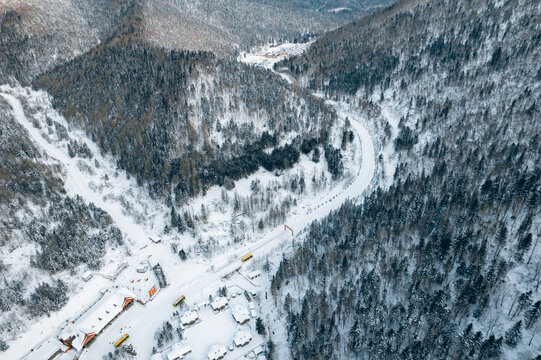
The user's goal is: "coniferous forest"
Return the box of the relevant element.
[271,0,541,358]
[0,0,539,358]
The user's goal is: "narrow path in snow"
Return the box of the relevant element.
[1,93,149,248]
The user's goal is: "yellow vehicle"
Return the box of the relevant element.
[241,253,253,262]
[173,295,185,307]
[114,333,129,348]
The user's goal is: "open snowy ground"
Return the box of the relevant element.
[0,80,375,360]
[239,41,314,70]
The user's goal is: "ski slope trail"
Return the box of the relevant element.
[83,101,376,359]
[0,88,166,360]
[0,93,151,248]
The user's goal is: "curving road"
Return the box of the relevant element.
[3,88,375,359]
[82,102,376,359]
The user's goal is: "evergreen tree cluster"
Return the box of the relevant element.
[28,196,122,273]
[34,39,335,202]
[27,280,69,317]
[271,0,541,358]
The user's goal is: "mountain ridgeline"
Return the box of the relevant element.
[0,0,398,84]
[270,0,541,359]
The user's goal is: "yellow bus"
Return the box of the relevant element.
[173,295,185,307]
[241,253,253,262]
[114,333,129,348]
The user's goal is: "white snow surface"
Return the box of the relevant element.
[239,41,314,71]
[0,63,375,360]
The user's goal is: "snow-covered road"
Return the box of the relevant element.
[0,93,151,248]
[82,103,375,359]
[1,91,161,360]
[2,89,375,359]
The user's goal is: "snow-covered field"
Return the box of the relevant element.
[239,41,314,70]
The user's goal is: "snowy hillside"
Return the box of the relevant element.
[0,0,538,359]
[0,85,171,352]
[266,0,541,359]
[0,83,374,360]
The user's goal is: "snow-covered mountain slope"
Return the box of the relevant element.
[0,0,398,84]
[0,0,102,84]
[1,87,167,248]
[33,41,340,204]
[141,0,355,55]
[0,79,373,359]
[0,86,170,350]
[266,0,541,359]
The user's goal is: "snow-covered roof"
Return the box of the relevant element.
[167,343,192,360]
[180,311,199,325]
[210,297,228,310]
[248,302,256,310]
[24,337,67,360]
[136,264,147,273]
[64,288,135,350]
[82,271,92,281]
[250,309,258,317]
[254,345,264,355]
[151,354,163,360]
[207,345,227,360]
[248,270,261,279]
[76,288,135,333]
[147,255,159,268]
[233,330,252,347]
[231,305,250,324]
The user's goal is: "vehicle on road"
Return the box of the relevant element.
[173,295,185,307]
[241,254,253,262]
[114,333,129,348]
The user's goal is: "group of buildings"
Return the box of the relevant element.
[24,253,164,360]
[24,287,136,360]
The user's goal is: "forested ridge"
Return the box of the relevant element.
[34,40,337,204]
[270,0,541,358]
[0,0,396,84]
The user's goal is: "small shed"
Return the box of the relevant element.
[207,345,227,360]
[168,343,192,360]
[248,270,261,279]
[254,345,264,355]
[82,271,93,282]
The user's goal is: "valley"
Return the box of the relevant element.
[0,0,539,359]
[1,63,375,359]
